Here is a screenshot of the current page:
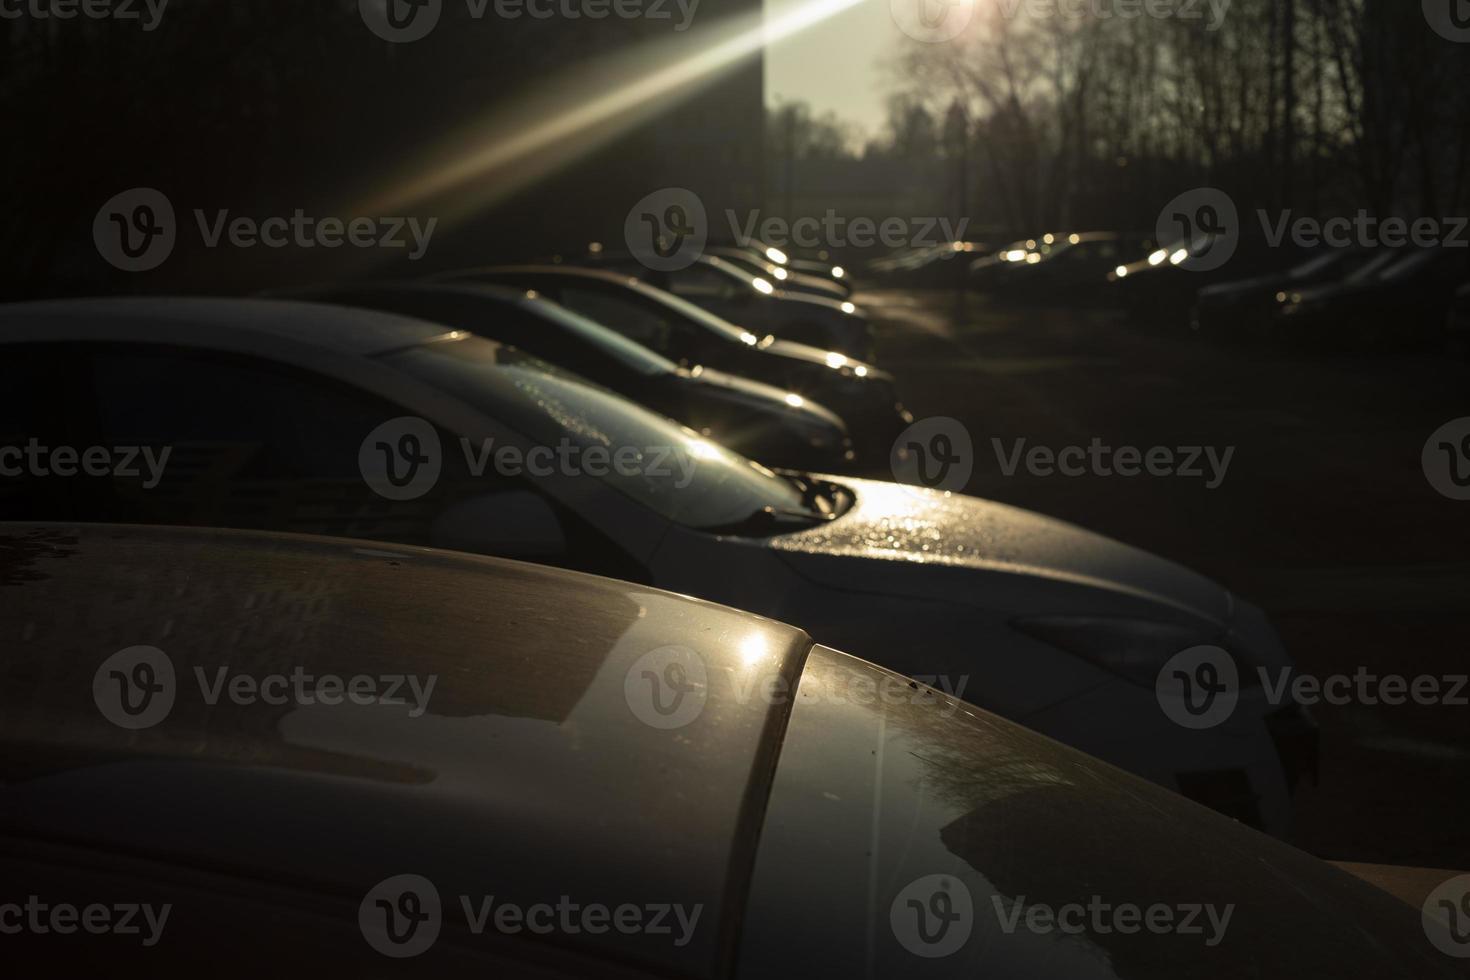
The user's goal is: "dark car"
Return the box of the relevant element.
[275,282,852,472]
[1274,246,1470,348]
[1105,235,1291,329]
[1191,247,1383,338]
[973,232,1144,304]
[722,239,854,295]
[567,251,873,360]
[704,246,851,302]
[1,522,1461,977]
[869,240,987,287]
[433,265,911,464]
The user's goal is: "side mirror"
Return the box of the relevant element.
[430,490,566,560]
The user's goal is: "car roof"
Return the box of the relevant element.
[0,296,454,357]
[437,264,644,289]
[0,522,813,976]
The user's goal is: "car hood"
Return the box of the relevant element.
[767,478,1232,623]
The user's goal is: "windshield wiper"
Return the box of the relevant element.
[698,505,828,537]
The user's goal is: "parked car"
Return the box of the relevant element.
[276,282,853,471]
[0,297,1313,833]
[1190,246,1383,338]
[973,232,1144,304]
[704,246,850,302]
[1273,246,1470,348]
[870,241,986,287]
[726,238,854,294]
[572,252,873,360]
[0,522,1454,976]
[432,265,911,463]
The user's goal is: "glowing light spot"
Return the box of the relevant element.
[854,365,868,377]
[1025,252,1041,264]
[784,393,805,408]
[1068,233,1081,245]
[753,277,775,294]
[739,331,759,345]
[1115,265,1129,278]
[825,352,848,368]
[772,267,788,280]
[831,266,845,278]
[1169,249,1189,265]
[765,247,789,265]
[1148,249,1167,266]
[840,301,856,314]
[1043,233,1055,245]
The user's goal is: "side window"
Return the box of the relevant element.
[559,287,674,352]
[667,265,739,302]
[78,344,651,583]
[81,345,484,545]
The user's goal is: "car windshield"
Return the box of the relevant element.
[384,335,813,530]
[521,297,678,377]
[625,279,753,342]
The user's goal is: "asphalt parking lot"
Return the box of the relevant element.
[859,286,1470,870]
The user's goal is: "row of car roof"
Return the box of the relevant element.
[872,233,1470,349]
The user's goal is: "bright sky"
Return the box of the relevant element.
[764,0,899,140]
